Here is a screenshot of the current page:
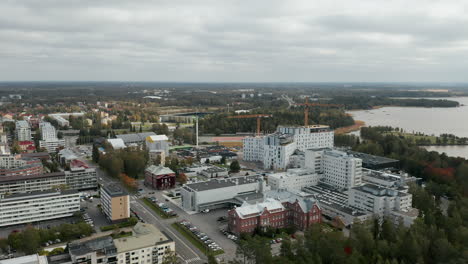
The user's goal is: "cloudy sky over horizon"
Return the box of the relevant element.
[1,0,467,82]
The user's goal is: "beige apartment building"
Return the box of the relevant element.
[101,184,130,222]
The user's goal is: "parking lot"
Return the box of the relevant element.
[80,196,111,232]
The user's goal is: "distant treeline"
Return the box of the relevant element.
[200,108,354,135]
[329,96,459,109]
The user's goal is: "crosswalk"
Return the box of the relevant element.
[185,257,203,263]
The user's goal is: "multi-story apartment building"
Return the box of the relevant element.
[101,184,130,222]
[348,183,418,227]
[69,223,175,264]
[0,172,66,195]
[65,167,98,190]
[39,122,65,152]
[0,154,43,177]
[262,133,297,170]
[305,148,362,190]
[242,136,264,162]
[0,189,80,227]
[277,125,334,150]
[15,120,32,141]
[39,122,56,141]
[69,236,118,264]
[181,175,267,212]
[0,168,97,195]
[228,191,321,235]
[114,223,175,264]
[242,125,334,170]
[268,168,319,191]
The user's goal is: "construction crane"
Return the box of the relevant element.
[227,114,272,136]
[296,97,342,126]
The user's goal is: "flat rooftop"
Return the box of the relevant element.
[0,171,65,183]
[113,223,171,252]
[182,175,262,192]
[346,151,399,168]
[1,189,78,202]
[102,184,128,197]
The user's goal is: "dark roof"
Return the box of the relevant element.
[1,189,78,202]
[102,184,128,197]
[346,151,399,168]
[69,236,116,256]
[0,171,65,183]
[183,175,262,192]
[116,132,156,143]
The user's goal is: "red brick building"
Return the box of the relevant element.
[144,165,176,190]
[18,141,36,153]
[228,196,321,235]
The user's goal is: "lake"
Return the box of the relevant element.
[348,97,468,158]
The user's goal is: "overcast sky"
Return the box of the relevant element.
[1,0,467,82]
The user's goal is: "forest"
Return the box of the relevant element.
[200,108,354,135]
[328,96,459,110]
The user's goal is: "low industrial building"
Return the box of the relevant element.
[116,132,156,146]
[200,166,229,178]
[107,138,126,150]
[101,184,130,222]
[0,189,80,227]
[144,165,176,190]
[145,135,169,155]
[159,112,212,123]
[181,175,267,212]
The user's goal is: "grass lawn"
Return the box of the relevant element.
[171,223,224,256]
[141,198,174,219]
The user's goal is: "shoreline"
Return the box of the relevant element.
[335,120,365,135]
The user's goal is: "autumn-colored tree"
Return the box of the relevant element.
[120,173,137,191]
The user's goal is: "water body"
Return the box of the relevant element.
[348,97,468,158]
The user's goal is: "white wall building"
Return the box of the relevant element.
[262,133,297,170]
[268,168,319,191]
[38,122,65,152]
[0,189,80,227]
[348,183,417,226]
[114,223,175,264]
[181,175,266,212]
[305,148,362,190]
[39,122,56,141]
[15,120,31,141]
[277,125,334,151]
[242,125,334,170]
[242,136,264,162]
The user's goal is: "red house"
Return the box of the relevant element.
[228,194,321,235]
[144,165,176,190]
[18,141,36,153]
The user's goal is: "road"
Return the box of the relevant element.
[85,161,207,264]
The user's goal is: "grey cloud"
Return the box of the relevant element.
[1,0,468,82]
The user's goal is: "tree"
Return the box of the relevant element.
[230,160,240,173]
[207,254,218,264]
[220,156,226,165]
[162,250,180,264]
[92,144,100,163]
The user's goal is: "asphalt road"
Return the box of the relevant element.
[92,164,206,264]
